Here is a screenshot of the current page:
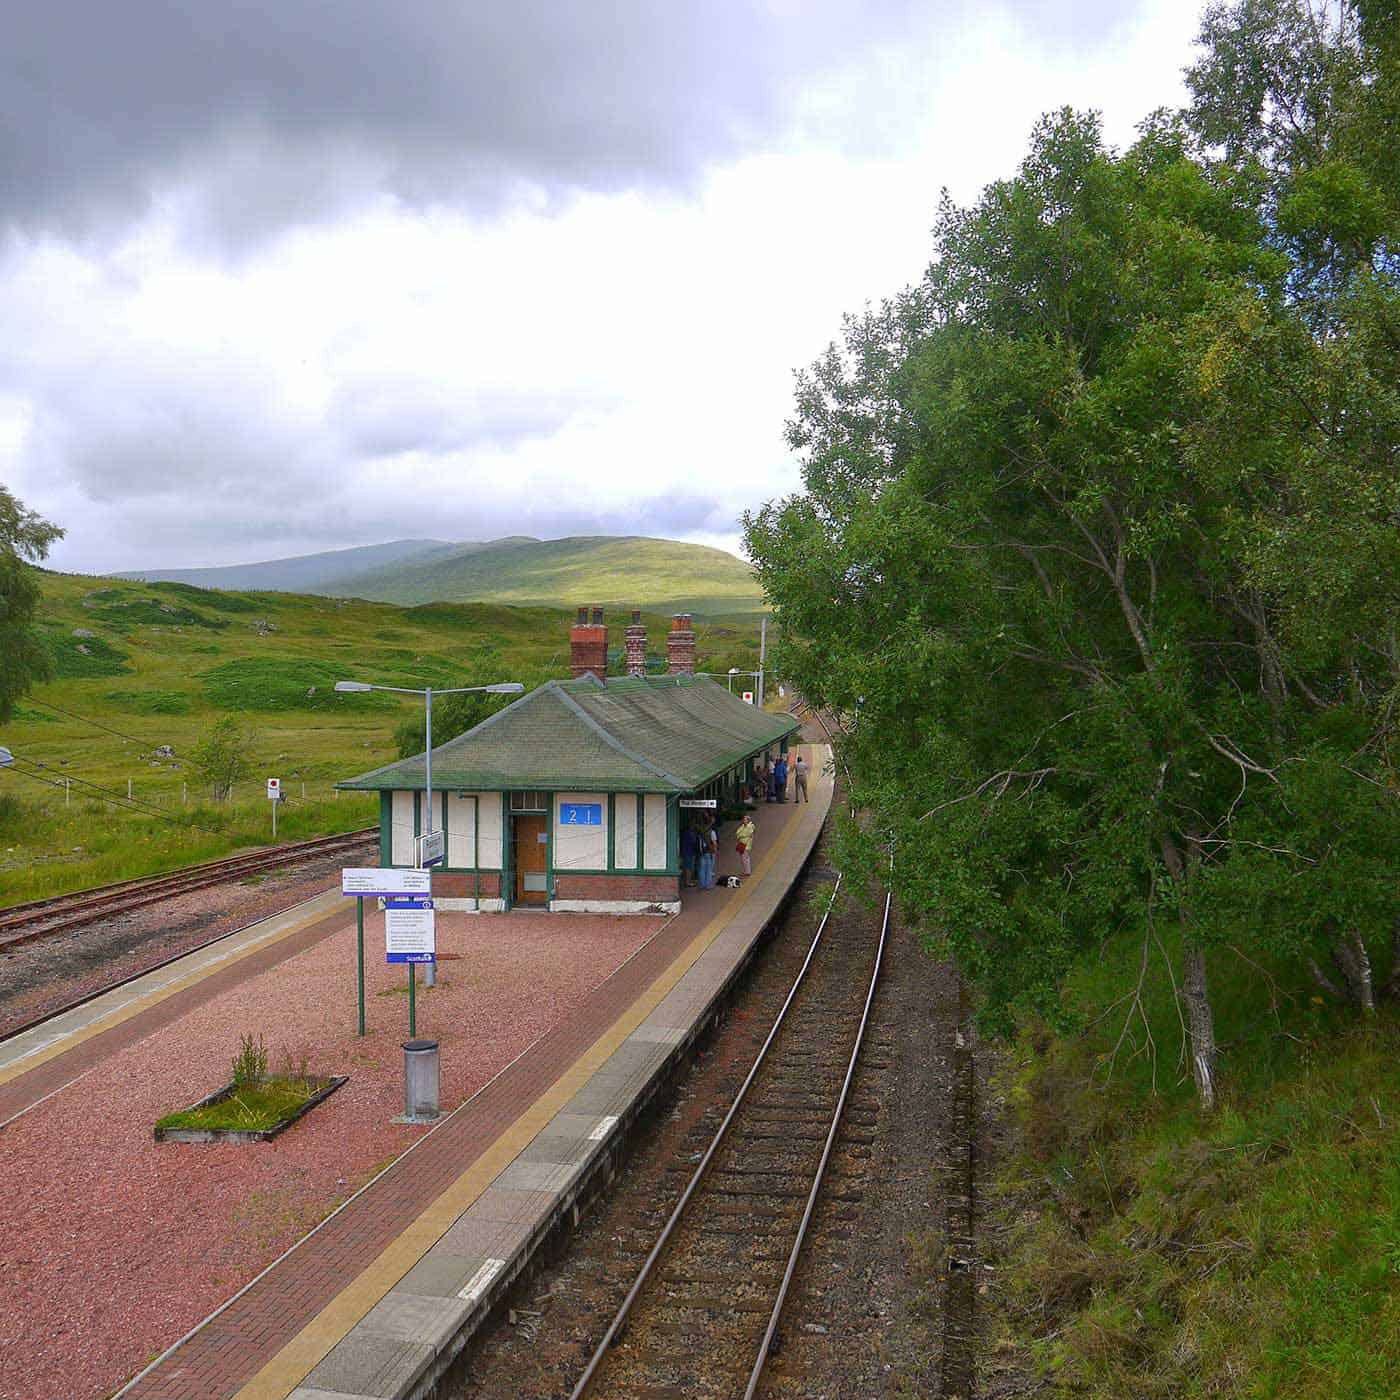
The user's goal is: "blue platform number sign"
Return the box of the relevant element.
[559,802,603,826]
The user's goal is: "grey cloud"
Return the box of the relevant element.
[332,381,611,460]
[3,1,1148,244]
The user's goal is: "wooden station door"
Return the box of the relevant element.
[513,813,549,906]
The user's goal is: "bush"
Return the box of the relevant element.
[89,597,228,630]
[188,716,253,801]
[200,658,397,712]
[231,1033,268,1086]
[102,689,192,715]
[40,627,131,678]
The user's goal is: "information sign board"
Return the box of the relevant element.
[559,802,603,826]
[342,867,432,898]
[417,829,446,868]
[679,798,718,809]
[266,777,280,799]
[385,897,436,963]
[741,691,754,704]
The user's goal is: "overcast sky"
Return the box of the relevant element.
[2,1,1202,574]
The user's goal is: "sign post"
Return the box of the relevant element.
[267,777,281,836]
[342,869,433,1035]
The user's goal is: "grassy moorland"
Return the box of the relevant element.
[982,937,1400,1399]
[0,571,762,907]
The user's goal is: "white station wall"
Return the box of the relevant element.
[390,791,415,865]
[614,796,639,870]
[643,794,668,870]
[553,792,609,872]
[445,792,504,870]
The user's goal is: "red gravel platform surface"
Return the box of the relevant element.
[0,907,666,1400]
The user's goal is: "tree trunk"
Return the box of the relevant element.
[1160,832,1218,1112]
[1181,939,1218,1112]
[1331,928,1375,1013]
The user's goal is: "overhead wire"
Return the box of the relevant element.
[5,755,223,834]
[18,697,152,746]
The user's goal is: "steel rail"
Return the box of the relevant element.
[567,870,846,1400]
[743,885,891,1398]
[0,827,375,944]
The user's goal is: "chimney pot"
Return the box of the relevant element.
[569,605,609,679]
[624,607,647,678]
[666,612,697,676]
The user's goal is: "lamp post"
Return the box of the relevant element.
[335,679,523,991]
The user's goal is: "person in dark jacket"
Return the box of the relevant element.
[680,823,701,888]
[773,755,789,802]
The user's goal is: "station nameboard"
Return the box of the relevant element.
[417,830,446,868]
[679,798,718,809]
[342,867,432,898]
[559,802,603,825]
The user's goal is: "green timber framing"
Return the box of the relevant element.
[340,673,800,913]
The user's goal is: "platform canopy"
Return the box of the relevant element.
[337,673,801,795]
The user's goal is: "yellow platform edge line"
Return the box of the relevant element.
[233,750,831,1400]
[0,893,347,1089]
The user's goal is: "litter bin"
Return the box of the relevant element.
[403,1039,440,1122]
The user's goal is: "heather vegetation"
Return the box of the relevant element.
[748,0,1400,1388]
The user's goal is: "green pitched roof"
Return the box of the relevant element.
[337,673,800,794]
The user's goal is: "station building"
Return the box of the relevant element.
[337,610,799,914]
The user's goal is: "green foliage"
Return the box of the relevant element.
[40,626,132,678]
[102,689,192,715]
[0,792,26,834]
[188,716,254,801]
[156,1075,319,1133]
[0,487,64,721]
[200,657,397,712]
[391,652,553,758]
[747,63,1400,1108]
[231,1032,268,1086]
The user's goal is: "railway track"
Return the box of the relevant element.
[0,826,376,949]
[568,874,891,1400]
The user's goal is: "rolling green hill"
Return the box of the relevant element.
[0,573,762,905]
[328,534,765,616]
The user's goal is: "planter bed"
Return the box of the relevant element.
[154,1074,347,1143]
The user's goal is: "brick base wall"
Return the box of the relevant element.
[432,872,501,898]
[552,873,680,903]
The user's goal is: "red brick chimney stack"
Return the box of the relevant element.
[667,613,696,675]
[624,609,647,677]
[570,605,609,678]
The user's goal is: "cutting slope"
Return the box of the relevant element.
[329,535,764,616]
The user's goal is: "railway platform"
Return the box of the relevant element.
[0,746,830,1400]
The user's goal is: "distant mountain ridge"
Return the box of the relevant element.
[114,534,764,617]
[115,538,465,593]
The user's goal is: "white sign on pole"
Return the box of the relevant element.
[417,830,446,868]
[679,798,718,809]
[741,691,754,704]
[342,867,432,897]
[266,777,281,799]
[385,899,436,963]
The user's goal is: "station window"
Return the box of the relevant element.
[509,791,548,812]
